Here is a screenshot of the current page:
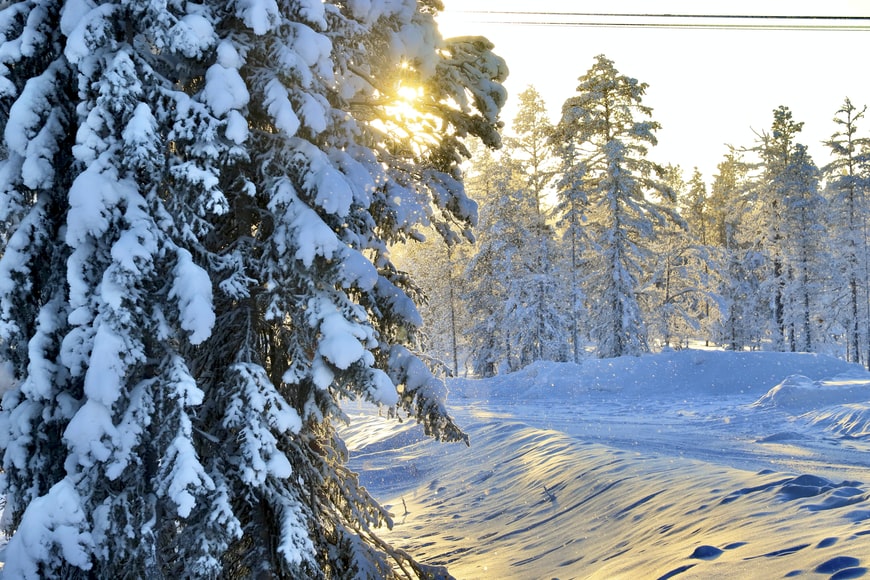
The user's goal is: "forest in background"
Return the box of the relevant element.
[401,54,870,377]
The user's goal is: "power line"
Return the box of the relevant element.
[451,10,870,21]
[444,10,870,31]
[459,21,870,31]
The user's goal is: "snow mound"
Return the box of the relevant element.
[752,374,870,411]
[451,351,867,401]
[801,404,870,439]
[450,360,588,400]
[340,407,427,453]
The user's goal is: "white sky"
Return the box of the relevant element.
[437,0,870,183]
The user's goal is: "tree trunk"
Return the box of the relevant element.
[446,248,459,377]
[774,256,785,350]
[850,279,860,363]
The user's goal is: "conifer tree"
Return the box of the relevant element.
[779,143,826,352]
[708,151,761,349]
[552,109,589,362]
[463,149,522,375]
[681,168,718,344]
[760,107,803,350]
[0,1,506,577]
[507,86,556,215]
[554,55,677,358]
[751,106,823,351]
[683,169,711,247]
[825,98,870,365]
[643,166,700,349]
[463,89,568,373]
[504,87,567,366]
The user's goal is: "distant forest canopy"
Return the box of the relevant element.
[399,54,870,377]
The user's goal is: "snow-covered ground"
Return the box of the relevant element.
[342,350,870,579]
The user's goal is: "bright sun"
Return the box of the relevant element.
[389,83,424,120]
[368,73,440,155]
[363,58,445,156]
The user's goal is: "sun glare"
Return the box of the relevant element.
[368,73,441,156]
[396,84,422,103]
[364,55,451,155]
[390,83,424,119]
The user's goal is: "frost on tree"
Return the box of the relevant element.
[463,146,568,376]
[554,55,679,358]
[825,98,870,366]
[643,166,704,350]
[707,151,762,351]
[749,107,826,353]
[0,0,506,578]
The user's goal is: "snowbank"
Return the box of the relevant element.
[753,374,870,410]
[450,350,868,401]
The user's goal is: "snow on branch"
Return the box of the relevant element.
[169,248,215,345]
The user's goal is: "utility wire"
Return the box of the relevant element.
[451,10,870,21]
[443,10,870,31]
[459,22,870,31]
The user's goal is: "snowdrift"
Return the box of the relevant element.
[449,350,864,400]
[753,374,870,411]
[344,350,870,578]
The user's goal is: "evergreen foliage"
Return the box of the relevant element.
[462,92,568,376]
[462,151,529,376]
[0,0,506,577]
[501,88,567,367]
[409,57,870,372]
[681,168,719,344]
[748,106,827,352]
[643,166,704,349]
[824,98,870,365]
[554,55,678,358]
[708,152,763,350]
[779,143,826,352]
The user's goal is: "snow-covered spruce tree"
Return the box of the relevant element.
[551,107,590,362]
[642,165,701,349]
[708,151,763,350]
[824,98,870,365]
[778,144,826,352]
[501,86,568,367]
[506,86,556,216]
[681,168,720,345]
[400,87,567,379]
[463,149,526,376]
[463,143,567,374]
[554,54,678,358]
[752,106,800,350]
[749,106,824,352]
[0,1,506,578]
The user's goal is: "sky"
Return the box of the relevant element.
[436,0,870,183]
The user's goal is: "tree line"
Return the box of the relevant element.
[404,54,870,376]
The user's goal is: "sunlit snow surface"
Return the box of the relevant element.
[343,351,870,579]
